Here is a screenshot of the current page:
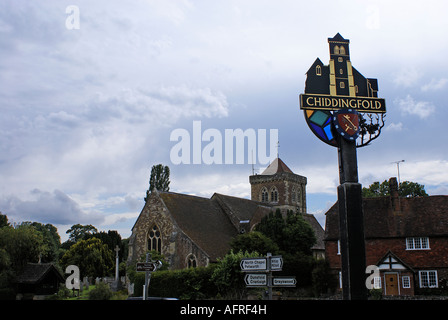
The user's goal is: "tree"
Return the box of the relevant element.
[0,212,9,228]
[211,250,260,299]
[229,231,279,255]
[362,180,428,198]
[255,209,316,255]
[62,224,98,249]
[145,164,170,200]
[19,221,61,263]
[60,238,113,278]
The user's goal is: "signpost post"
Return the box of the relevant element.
[299,33,386,300]
[240,253,295,300]
[137,253,162,300]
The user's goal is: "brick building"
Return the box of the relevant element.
[127,158,325,269]
[325,177,448,296]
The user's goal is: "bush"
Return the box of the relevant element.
[88,282,113,300]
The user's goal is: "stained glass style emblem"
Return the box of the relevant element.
[332,109,360,141]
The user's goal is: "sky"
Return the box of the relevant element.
[1,1,448,242]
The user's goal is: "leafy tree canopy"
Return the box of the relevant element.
[362,180,428,198]
[146,164,170,200]
[60,237,113,278]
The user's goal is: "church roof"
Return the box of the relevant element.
[261,157,294,175]
[159,192,238,261]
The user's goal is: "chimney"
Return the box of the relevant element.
[389,177,400,212]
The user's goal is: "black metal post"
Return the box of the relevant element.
[337,137,367,300]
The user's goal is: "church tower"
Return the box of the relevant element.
[249,158,307,213]
[328,32,355,97]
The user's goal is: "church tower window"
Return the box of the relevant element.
[261,187,269,202]
[339,46,346,55]
[334,45,340,55]
[148,224,162,253]
[270,187,278,203]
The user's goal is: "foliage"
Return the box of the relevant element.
[311,259,338,297]
[255,209,316,255]
[211,250,261,299]
[0,224,43,272]
[0,212,9,228]
[19,221,61,263]
[60,238,113,278]
[145,164,170,200]
[362,180,428,198]
[88,281,113,300]
[62,224,98,249]
[229,231,279,255]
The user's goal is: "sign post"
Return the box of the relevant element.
[299,33,386,300]
[240,253,295,300]
[137,253,162,300]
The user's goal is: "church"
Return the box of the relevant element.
[127,158,325,269]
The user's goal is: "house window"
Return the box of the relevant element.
[315,65,322,76]
[406,237,430,250]
[270,187,278,203]
[402,276,411,288]
[419,270,438,288]
[148,224,162,253]
[373,276,381,289]
[261,187,268,202]
[187,254,197,268]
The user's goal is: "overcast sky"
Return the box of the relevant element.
[1,1,448,241]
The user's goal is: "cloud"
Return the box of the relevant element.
[421,78,448,92]
[393,67,421,87]
[395,95,435,118]
[0,189,104,225]
[385,122,403,132]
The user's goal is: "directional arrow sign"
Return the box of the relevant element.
[245,274,267,287]
[240,258,267,272]
[270,256,283,271]
[136,262,156,272]
[272,277,296,287]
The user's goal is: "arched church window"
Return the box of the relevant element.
[292,187,296,203]
[261,187,268,202]
[315,65,322,76]
[187,254,197,268]
[148,224,162,253]
[334,45,340,55]
[339,46,346,55]
[270,187,278,203]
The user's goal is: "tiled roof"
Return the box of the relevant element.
[159,192,238,261]
[16,263,64,284]
[324,195,448,240]
[261,158,294,175]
